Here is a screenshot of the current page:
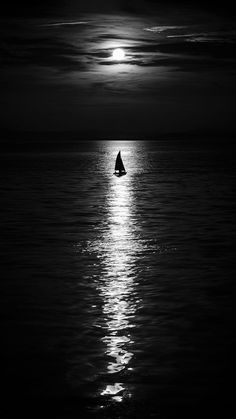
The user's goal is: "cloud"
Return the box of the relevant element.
[1,7,236,134]
[144,26,186,33]
[1,13,235,88]
[40,21,89,27]
[0,36,87,73]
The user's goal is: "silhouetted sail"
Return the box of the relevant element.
[114,151,127,176]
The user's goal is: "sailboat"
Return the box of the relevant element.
[113,151,127,177]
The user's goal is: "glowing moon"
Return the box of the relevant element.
[112,48,125,61]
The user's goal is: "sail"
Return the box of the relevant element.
[115,151,126,172]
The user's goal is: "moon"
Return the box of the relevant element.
[112,48,125,61]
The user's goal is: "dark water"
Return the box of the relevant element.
[0,140,235,418]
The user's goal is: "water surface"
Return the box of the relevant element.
[0,140,235,417]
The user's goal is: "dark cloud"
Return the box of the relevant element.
[2,14,236,73]
[1,9,236,134]
[0,36,86,73]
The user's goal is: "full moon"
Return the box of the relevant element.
[112,48,125,61]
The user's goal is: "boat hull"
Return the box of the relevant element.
[113,172,127,177]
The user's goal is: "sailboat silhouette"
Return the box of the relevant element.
[113,151,127,177]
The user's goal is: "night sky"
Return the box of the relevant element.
[1,0,236,139]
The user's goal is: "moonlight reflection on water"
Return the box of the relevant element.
[96,164,141,402]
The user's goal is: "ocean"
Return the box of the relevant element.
[0,139,235,418]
